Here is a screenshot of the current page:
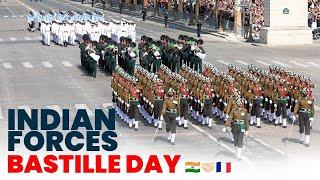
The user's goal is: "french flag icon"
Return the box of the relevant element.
[216,162,231,173]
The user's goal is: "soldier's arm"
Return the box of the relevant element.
[161,98,167,116]
[293,98,300,114]
[225,110,233,127]
[245,111,249,131]
[311,99,315,117]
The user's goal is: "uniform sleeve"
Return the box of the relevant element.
[162,98,167,115]
[293,99,300,114]
[225,110,233,127]
[245,111,249,131]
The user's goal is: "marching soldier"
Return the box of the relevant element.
[161,88,179,145]
[178,80,189,129]
[201,78,214,128]
[128,78,140,131]
[87,41,100,78]
[193,39,206,73]
[224,98,249,160]
[250,79,263,128]
[105,40,118,75]
[27,11,36,32]
[139,43,150,70]
[275,79,288,128]
[294,88,314,147]
[127,42,138,75]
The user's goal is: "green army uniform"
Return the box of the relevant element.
[79,42,87,67]
[294,93,314,146]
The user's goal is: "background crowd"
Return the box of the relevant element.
[140,0,320,38]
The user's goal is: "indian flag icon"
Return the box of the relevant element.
[185,162,200,173]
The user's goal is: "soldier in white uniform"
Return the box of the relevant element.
[61,21,70,47]
[94,22,101,42]
[68,21,76,45]
[128,21,136,42]
[88,21,96,41]
[43,21,51,46]
[111,19,120,42]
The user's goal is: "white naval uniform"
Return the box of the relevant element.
[68,24,76,45]
[61,24,70,44]
[75,22,82,41]
[88,25,96,41]
[128,23,136,42]
[94,25,101,42]
[51,22,58,43]
[43,23,51,45]
[40,22,46,44]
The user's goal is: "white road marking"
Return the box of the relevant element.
[12,16,16,18]
[271,60,290,67]
[75,104,93,116]
[235,60,249,66]
[306,62,320,67]
[247,135,287,156]
[37,36,42,40]
[22,62,34,68]
[189,123,255,169]
[19,15,24,18]
[61,61,73,67]
[42,61,53,68]
[10,37,16,41]
[24,37,31,40]
[102,103,114,110]
[0,107,3,120]
[290,61,309,68]
[0,38,3,42]
[3,16,9,18]
[102,103,114,115]
[216,60,229,66]
[46,105,62,117]
[3,63,13,69]
[314,105,320,111]
[255,60,270,66]
[18,105,32,117]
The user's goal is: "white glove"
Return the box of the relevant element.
[137,105,141,108]
[222,127,227,133]
[245,131,249,136]
[216,94,219,98]
[249,103,252,107]
[269,100,272,104]
[265,98,268,101]
[201,103,204,107]
[219,99,222,102]
[226,114,229,119]
[310,117,314,122]
[126,104,130,108]
[274,104,277,108]
[160,115,164,121]
[224,102,227,106]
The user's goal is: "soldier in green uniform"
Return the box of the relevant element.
[193,39,206,73]
[127,42,138,75]
[118,37,127,71]
[294,88,314,147]
[150,42,162,73]
[105,40,118,75]
[161,88,179,145]
[139,43,150,70]
[171,42,182,73]
[224,98,249,160]
[87,41,99,78]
